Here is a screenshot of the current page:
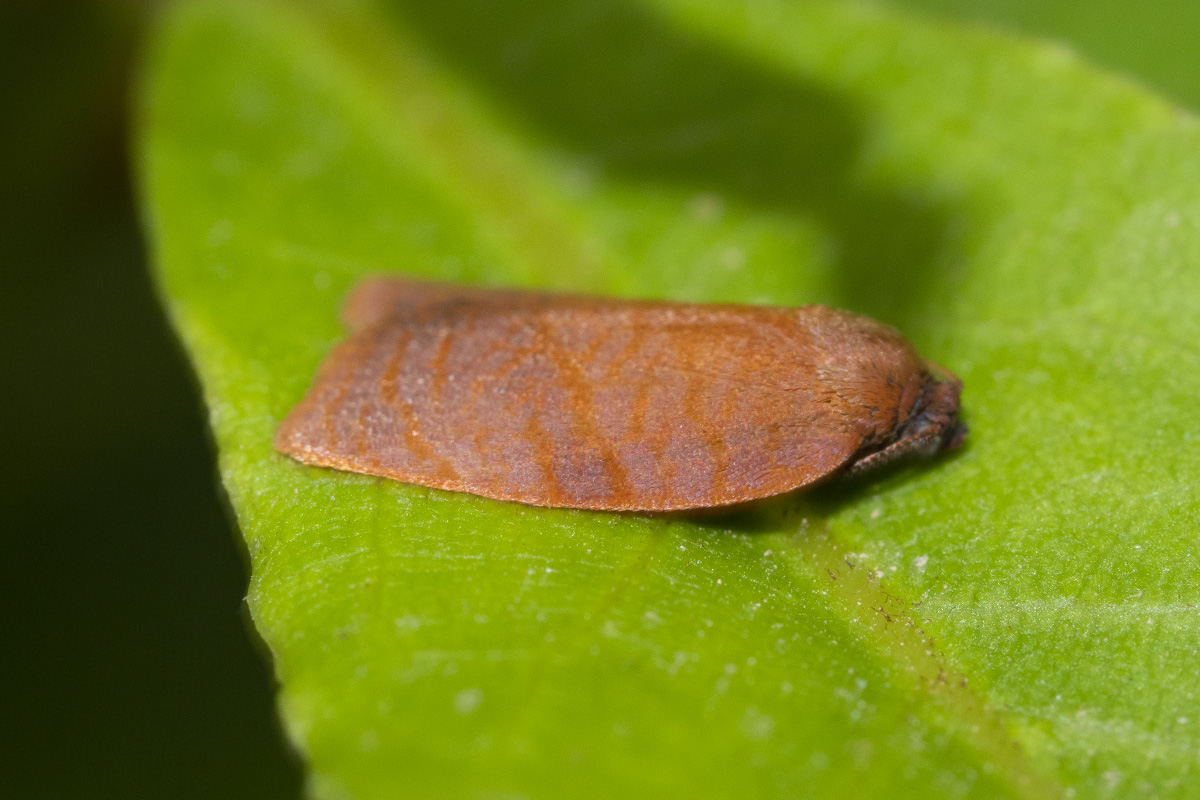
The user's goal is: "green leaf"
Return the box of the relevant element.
[883,0,1200,113]
[137,0,1200,796]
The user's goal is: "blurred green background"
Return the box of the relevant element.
[2,1,1197,797]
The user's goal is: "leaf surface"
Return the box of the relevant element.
[138,0,1200,797]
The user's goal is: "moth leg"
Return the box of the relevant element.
[841,422,964,479]
[841,369,965,479]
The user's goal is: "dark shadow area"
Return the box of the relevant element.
[682,501,801,536]
[686,436,972,536]
[386,0,956,328]
[801,431,972,516]
[0,3,303,798]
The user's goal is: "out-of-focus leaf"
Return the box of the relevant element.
[138,0,1200,796]
[884,0,1200,112]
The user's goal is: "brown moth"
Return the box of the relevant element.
[275,277,966,511]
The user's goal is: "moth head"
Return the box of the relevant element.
[842,361,966,479]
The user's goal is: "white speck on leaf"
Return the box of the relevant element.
[454,688,483,715]
[721,246,746,271]
[690,192,724,221]
[740,706,774,740]
[206,219,233,247]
